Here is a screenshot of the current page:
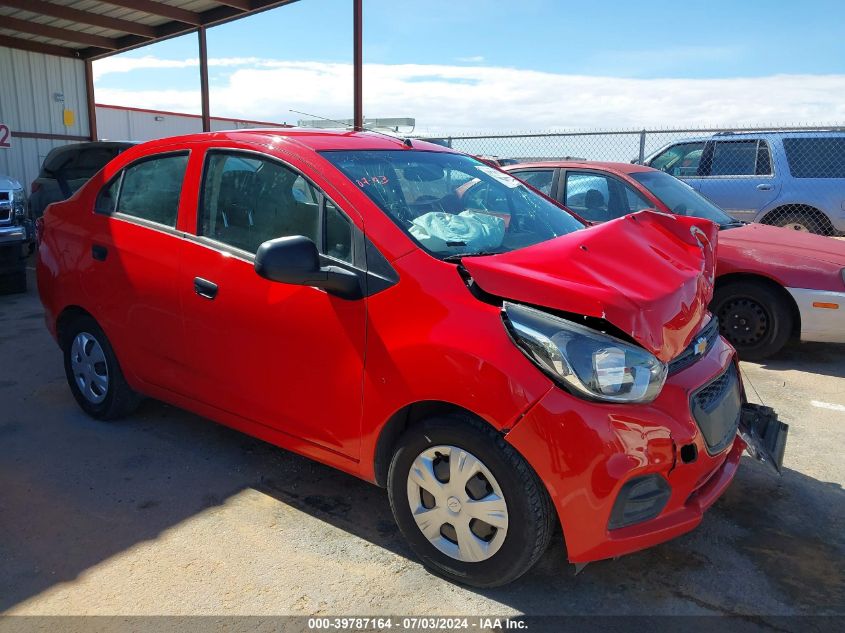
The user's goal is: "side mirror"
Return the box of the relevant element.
[254,235,362,299]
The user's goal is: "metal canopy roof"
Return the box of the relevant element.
[0,0,298,60]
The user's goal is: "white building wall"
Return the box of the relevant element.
[96,105,287,143]
[0,46,90,189]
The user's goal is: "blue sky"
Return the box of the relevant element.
[93,0,845,132]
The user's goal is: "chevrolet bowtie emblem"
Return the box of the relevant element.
[694,337,708,356]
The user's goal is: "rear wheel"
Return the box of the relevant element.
[711,281,793,361]
[62,315,141,420]
[388,415,554,587]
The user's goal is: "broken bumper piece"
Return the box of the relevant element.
[738,403,788,475]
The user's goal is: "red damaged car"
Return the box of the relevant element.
[36,130,786,587]
[506,161,845,360]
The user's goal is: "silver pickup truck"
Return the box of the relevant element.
[0,174,34,293]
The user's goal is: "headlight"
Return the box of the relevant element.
[503,302,667,403]
[12,188,26,217]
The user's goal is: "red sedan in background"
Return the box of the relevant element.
[505,162,845,360]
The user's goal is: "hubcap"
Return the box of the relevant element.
[70,332,109,404]
[784,222,810,232]
[718,298,769,347]
[406,445,508,563]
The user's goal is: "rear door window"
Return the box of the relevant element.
[709,141,758,176]
[783,137,845,178]
[114,153,189,227]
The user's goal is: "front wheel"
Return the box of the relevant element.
[62,315,141,420]
[388,415,554,587]
[711,281,793,361]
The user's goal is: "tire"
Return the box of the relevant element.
[769,209,834,236]
[711,281,793,361]
[61,315,141,420]
[388,414,554,587]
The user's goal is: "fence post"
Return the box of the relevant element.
[446,136,453,148]
[638,130,647,164]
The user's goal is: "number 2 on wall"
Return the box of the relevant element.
[0,124,10,148]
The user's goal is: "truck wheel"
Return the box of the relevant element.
[62,315,141,420]
[388,415,554,587]
[769,209,834,236]
[711,281,793,361]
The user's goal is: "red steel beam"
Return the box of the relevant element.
[2,15,118,49]
[98,0,202,26]
[198,27,211,133]
[0,0,157,39]
[0,34,79,58]
[85,59,98,141]
[353,0,363,131]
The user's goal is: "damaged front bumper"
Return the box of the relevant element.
[739,403,788,475]
[506,336,788,563]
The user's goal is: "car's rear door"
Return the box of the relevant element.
[695,139,781,221]
[176,147,367,459]
[85,149,190,391]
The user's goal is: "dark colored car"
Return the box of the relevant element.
[29,141,135,218]
[0,173,34,293]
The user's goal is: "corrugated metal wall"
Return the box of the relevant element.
[0,46,90,190]
[96,106,287,143]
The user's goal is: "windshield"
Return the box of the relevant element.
[321,150,584,257]
[631,171,738,228]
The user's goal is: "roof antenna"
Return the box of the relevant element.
[403,138,413,147]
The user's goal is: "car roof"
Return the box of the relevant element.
[130,128,452,155]
[48,141,136,154]
[505,160,657,176]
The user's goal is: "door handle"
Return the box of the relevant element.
[756,184,773,191]
[193,277,218,300]
[92,244,108,261]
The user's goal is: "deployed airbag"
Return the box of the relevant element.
[410,211,505,253]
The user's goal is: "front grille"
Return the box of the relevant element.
[668,316,720,375]
[690,363,742,454]
[0,191,11,223]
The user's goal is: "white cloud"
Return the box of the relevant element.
[93,56,845,135]
[456,55,485,63]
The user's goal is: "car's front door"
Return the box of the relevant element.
[177,148,367,459]
[559,170,652,222]
[695,139,781,221]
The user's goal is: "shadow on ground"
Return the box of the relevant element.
[1,275,843,619]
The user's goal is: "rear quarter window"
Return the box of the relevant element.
[783,137,845,178]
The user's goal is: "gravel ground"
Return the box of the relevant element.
[0,268,842,621]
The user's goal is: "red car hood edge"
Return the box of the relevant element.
[719,223,845,266]
[463,211,719,362]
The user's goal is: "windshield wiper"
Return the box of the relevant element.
[443,250,504,262]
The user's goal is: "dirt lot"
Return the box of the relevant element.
[1,268,843,621]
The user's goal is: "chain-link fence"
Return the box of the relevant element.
[420,125,845,236]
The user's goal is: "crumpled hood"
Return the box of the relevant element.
[720,223,845,266]
[463,211,718,362]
